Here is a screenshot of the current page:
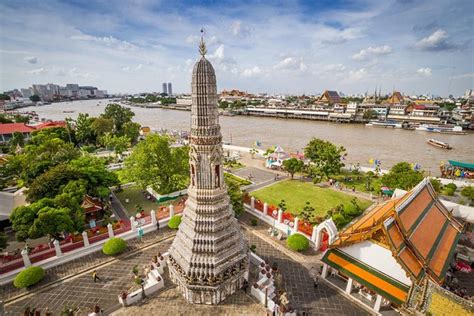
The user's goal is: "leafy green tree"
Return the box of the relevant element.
[123,121,141,144]
[102,103,134,134]
[8,132,25,152]
[27,155,118,202]
[282,158,304,179]
[381,162,424,190]
[226,180,244,217]
[75,113,95,144]
[100,133,130,156]
[29,207,76,241]
[304,138,346,180]
[218,100,229,109]
[299,201,315,223]
[0,93,11,100]
[29,95,40,102]
[122,134,189,194]
[91,117,114,137]
[10,135,80,186]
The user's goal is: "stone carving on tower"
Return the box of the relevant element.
[167,32,248,305]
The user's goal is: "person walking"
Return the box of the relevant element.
[92,270,101,283]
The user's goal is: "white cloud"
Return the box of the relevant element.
[416,68,432,76]
[348,68,368,80]
[323,64,346,72]
[241,66,262,77]
[352,45,392,61]
[273,57,306,72]
[209,44,225,61]
[24,56,38,64]
[70,34,137,51]
[25,68,46,75]
[415,29,453,51]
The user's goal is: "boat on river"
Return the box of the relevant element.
[365,120,402,128]
[427,139,452,149]
[416,124,466,135]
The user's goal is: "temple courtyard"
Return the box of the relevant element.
[1,220,368,315]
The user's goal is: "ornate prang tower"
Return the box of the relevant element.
[167,34,248,305]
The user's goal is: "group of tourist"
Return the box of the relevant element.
[440,165,472,179]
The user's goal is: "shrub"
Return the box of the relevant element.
[13,266,45,289]
[168,215,182,229]
[102,237,127,255]
[249,244,257,253]
[286,233,309,252]
[445,183,457,191]
[444,187,455,196]
[332,213,349,228]
[250,218,258,226]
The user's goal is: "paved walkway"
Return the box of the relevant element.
[112,287,266,316]
[2,229,175,315]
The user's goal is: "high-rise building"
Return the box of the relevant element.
[167,37,248,305]
[168,82,172,96]
[162,82,168,95]
[21,88,33,98]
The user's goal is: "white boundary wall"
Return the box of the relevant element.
[0,217,171,285]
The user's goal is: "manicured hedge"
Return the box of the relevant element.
[102,237,127,255]
[13,266,45,289]
[286,233,309,252]
[168,215,182,229]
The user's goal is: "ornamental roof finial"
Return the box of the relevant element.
[199,28,207,57]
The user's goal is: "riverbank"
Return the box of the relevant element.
[22,99,474,174]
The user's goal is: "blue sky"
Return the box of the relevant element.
[0,0,473,95]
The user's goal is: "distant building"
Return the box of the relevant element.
[319,90,342,105]
[20,88,33,98]
[386,91,404,104]
[162,83,168,95]
[167,83,173,96]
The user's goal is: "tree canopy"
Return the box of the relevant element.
[102,103,134,134]
[122,134,189,194]
[381,162,424,190]
[304,138,346,180]
[282,158,304,179]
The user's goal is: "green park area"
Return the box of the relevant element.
[251,179,372,218]
[115,185,181,217]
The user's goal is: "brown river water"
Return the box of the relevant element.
[23,99,474,174]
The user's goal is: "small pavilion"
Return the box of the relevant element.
[321,178,465,313]
[81,195,104,226]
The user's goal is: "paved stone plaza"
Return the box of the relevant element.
[2,222,369,315]
[112,287,266,316]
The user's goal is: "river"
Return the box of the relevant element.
[23,99,474,174]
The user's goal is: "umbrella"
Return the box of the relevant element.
[381,186,390,191]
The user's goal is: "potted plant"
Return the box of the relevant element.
[119,291,128,307]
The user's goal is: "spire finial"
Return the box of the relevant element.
[199,28,207,57]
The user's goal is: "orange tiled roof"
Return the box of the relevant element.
[331,178,464,284]
[81,195,103,214]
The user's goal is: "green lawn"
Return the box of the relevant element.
[115,185,178,216]
[251,179,372,217]
[224,172,252,187]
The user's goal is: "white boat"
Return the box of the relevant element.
[427,139,452,150]
[365,120,402,128]
[415,124,466,135]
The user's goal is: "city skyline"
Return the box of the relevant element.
[0,0,473,95]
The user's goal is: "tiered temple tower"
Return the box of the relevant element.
[167,36,248,305]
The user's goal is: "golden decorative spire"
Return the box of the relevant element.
[199,28,207,57]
